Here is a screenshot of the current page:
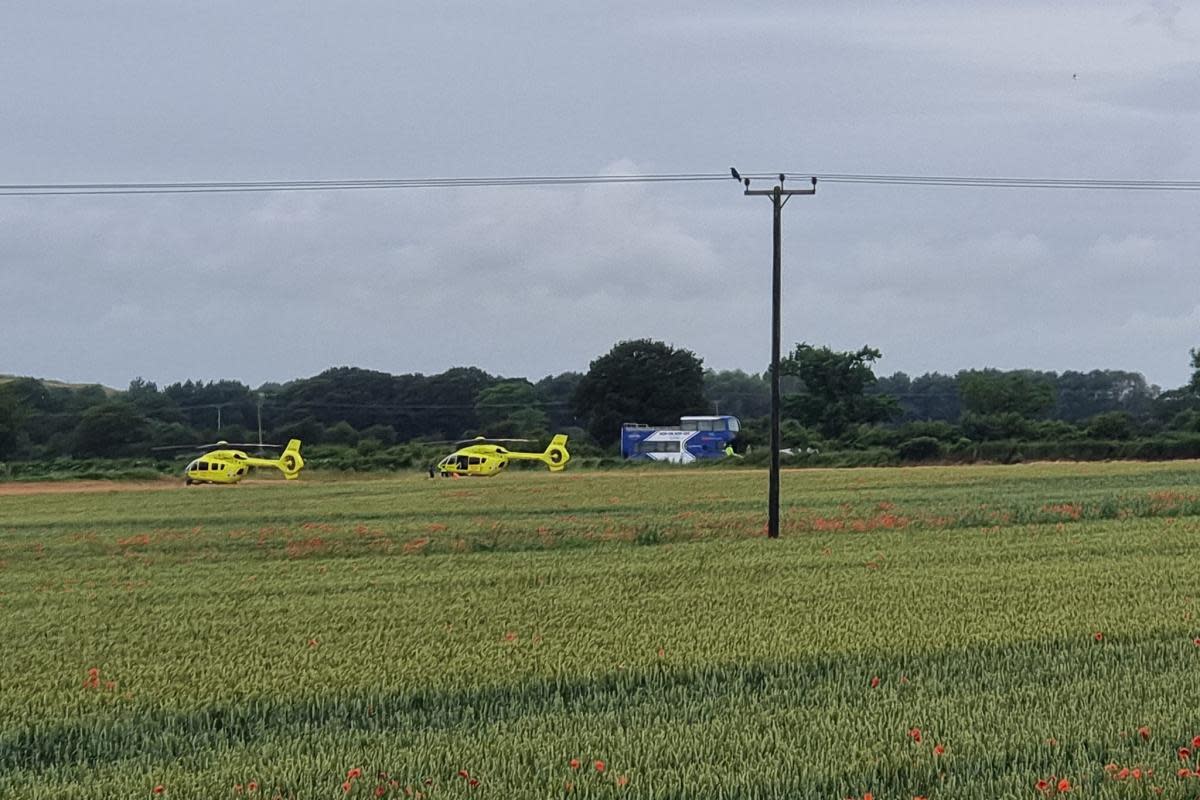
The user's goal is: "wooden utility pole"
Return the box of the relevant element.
[739,173,816,538]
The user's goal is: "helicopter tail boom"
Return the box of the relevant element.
[242,439,304,478]
[506,434,570,472]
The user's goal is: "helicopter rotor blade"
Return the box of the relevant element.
[452,437,533,447]
[152,442,283,452]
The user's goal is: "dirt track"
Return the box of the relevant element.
[0,479,178,496]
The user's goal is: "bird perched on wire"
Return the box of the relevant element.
[730,167,742,182]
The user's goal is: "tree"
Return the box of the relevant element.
[779,344,897,439]
[534,372,584,430]
[475,380,539,432]
[0,386,23,459]
[1086,411,1134,440]
[324,420,360,446]
[573,339,706,447]
[873,372,961,422]
[703,369,770,420]
[958,370,1056,418]
[1054,370,1156,422]
[1191,348,1200,393]
[127,377,184,424]
[274,368,398,431]
[73,401,150,457]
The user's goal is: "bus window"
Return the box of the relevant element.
[728,418,740,432]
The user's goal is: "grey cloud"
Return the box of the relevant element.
[2,2,1199,391]
[1096,61,1200,113]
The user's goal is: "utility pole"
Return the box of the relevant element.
[735,170,816,539]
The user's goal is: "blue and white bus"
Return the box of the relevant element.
[620,415,741,463]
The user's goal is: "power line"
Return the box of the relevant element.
[3,171,1200,196]
[0,173,739,196]
[815,173,1200,190]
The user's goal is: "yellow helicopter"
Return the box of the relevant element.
[431,434,569,477]
[156,439,305,485]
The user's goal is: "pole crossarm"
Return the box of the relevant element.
[744,187,815,197]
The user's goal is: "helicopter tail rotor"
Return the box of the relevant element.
[278,439,305,479]
[542,434,570,472]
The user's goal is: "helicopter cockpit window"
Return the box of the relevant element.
[198,462,208,471]
[186,460,199,472]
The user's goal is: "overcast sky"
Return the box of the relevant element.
[2,1,1198,390]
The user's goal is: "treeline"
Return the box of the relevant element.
[1,340,1198,466]
[0,368,583,460]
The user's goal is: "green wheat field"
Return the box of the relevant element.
[3,462,1200,799]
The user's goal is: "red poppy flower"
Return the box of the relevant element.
[348,768,363,780]
[869,676,880,688]
[569,759,580,770]
[1132,768,1143,780]
[1035,779,1049,792]
[933,744,945,756]
[1193,638,1200,647]
[153,787,165,796]
[1179,768,1191,778]
[1094,631,1103,642]
[468,779,479,788]
[375,788,386,798]
[457,770,469,780]
[594,760,606,773]
[1138,726,1151,740]
[1057,777,1071,792]
[616,775,629,788]
[1180,748,1191,761]
[247,782,257,792]
[1193,735,1200,749]
[908,727,922,743]
[1117,768,1130,780]
[341,782,352,794]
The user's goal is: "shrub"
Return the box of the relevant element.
[897,436,944,462]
